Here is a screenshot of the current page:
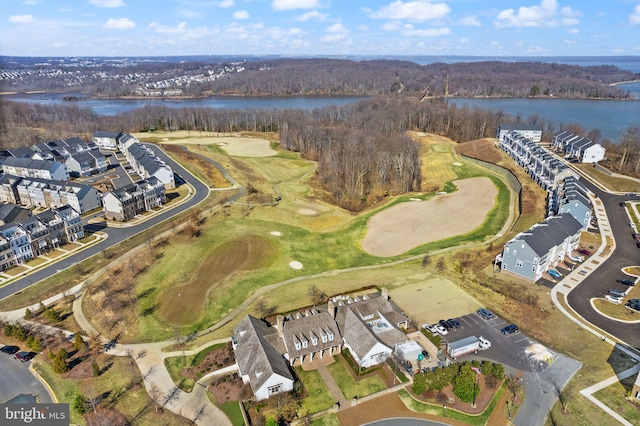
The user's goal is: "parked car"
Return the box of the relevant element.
[13,351,36,362]
[577,249,591,255]
[447,318,462,329]
[616,279,636,286]
[501,324,519,335]
[0,345,19,355]
[636,242,640,248]
[434,324,448,335]
[626,302,640,312]
[568,254,584,263]
[477,308,494,320]
[439,319,453,331]
[620,201,627,206]
[608,289,626,297]
[630,222,636,228]
[633,233,640,241]
[626,193,637,197]
[548,269,562,279]
[423,324,438,334]
[605,295,624,304]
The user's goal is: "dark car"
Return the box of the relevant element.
[577,249,591,255]
[439,319,453,331]
[477,308,494,320]
[626,302,640,312]
[633,233,640,241]
[447,318,462,329]
[13,351,36,362]
[501,324,519,335]
[0,345,19,355]
[617,279,636,286]
[620,201,627,206]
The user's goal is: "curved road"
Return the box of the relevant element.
[0,144,214,301]
[566,179,640,349]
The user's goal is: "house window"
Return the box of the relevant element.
[322,335,327,343]
[512,250,517,256]
[516,260,523,267]
[302,341,308,348]
[268,384,282,395]
[532,266,536,272]
[328,334,334,341]
[295,342,301,350]
[312,338,318,346]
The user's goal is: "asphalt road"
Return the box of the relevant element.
[566,179,640,350]
[0,349,54,403]
[0,144,213,301]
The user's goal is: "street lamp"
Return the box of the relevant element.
[442,404,446,417]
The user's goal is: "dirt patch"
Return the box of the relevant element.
[155,235,276,325]
[161,144,232,188]
[298,208,317,216]
[209,373,252,404]
[362,178,498,256]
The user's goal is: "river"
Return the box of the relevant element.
[3,89,639,142]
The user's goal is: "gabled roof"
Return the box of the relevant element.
[281,310,337,360]
[0,204,31,224]
[516,214,583,257]
[234,316,294,394]
[93,131,121,139]
[499,124,543,132]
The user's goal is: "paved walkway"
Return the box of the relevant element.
[316,364,348,409]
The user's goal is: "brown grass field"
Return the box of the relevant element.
[155,235,277,325]
[362,177,498,256]
[151,131,277,157]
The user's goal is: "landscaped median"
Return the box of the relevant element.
[398,381,508,425]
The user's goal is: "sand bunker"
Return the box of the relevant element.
[289,261,303,270]
[298,208,317,216]
[270,231,282,237]
[161,136,276,157]
[362,177,498,256]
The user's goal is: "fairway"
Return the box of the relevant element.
[362,177,498,256]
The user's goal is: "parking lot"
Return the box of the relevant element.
[0,346,53,403]
[436,310,554,373]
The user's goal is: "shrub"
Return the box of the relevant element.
[52,349,69,374]
[91,362,100,377]
[452,364,480,403]
[412,373,427,395]
[46,308,62,323]
[73,394,88,414]
[420,328,441,347]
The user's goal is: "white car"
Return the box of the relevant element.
[434,324,448,335]
[422,324,438,334]
[605,295,623,304]
[569,254,584,263]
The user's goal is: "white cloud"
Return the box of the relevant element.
[9,15,33,23]
[495,0,559,28]
[566,28,579,34]
[89,0,126,8]
[104,17,135,29]
[326,23,348,34]
[459,15,481,27]
[631,5,640,26]
[564,39,576,44]
[400,24,451,37]
[322,33,346,42]
[368,1,450,23]
[272,0,323,11]
[295,10,328,21]
[460,37,470,43]
[218,0,234,7]
[233,10,249,20]
[148,22,188,34]
[22,0,40,5]
[358,24,369,31]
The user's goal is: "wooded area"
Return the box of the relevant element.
[2,58,636,99]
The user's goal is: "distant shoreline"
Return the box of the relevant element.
[610,79,640,86]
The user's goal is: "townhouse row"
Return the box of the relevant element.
[553,131,605,163]
[102,177,166,222]
[0,204,84,271]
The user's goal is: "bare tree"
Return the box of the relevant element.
[148,384,164,413]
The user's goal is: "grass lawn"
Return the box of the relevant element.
[220,401,245,426]
[592,376,640,425]
[576,164,640,192]
[34,355,188,426]
[593,298,640,321]
[310,414,340,426]
[295,367,335,416]
[326,356,386,400]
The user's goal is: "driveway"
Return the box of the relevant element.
[0,349,54,404]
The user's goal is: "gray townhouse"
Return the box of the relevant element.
[1,157,69,181]
[92,131,121,151]
[500,131,577,191]
[125,142,175,189]
[553,131,605,163]
[497,123,543,143]
[102,177,166,221]
[65,149,108,177]
[0,174,102,214]
[548,177,592,230]
[499,214,583,281]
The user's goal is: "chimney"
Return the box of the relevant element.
[381,287,389,301]
[327,300,336,319]
[276,315,284,338]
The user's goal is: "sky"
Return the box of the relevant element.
[2,0,640,57]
